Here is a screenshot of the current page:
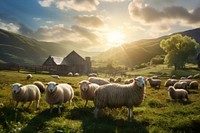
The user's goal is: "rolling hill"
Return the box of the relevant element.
[97,28,200,66]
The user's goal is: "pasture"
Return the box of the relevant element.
[0,70,200,133]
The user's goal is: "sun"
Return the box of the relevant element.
[107,31,125,47]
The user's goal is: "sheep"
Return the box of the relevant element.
[94,76,146,120]
[74,73,80,76]
[68,72,73,76]
[146,78,161,88]
[51,75,60,79]
[173,81,188,90]
[124,79,134,84]
[45,81,74,114]
[179,79,192,86]
[11,83,40,110]
[26,74,32,80]
[79,80,100,107]
[88,73,97,77]
[88,77,110,85]
[164,79,178,87]
[189,81,199,89]
[33,81,45,93]
[193,73,200,79]
[114,77,122,83]
[168,86,189,101]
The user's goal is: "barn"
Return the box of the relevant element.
[42,51,91,75]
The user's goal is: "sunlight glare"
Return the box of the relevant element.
[107,31,125,47]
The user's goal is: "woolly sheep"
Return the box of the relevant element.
[26,74,32,80]
[189,81,199,89]
[114,77,122,83]
[146,78,161,88]
[45,81,74,114]
[124,79,134,84]
[68,72,73,76]
[179,79,192,86]
[173,81,188,90]
[88,77,110,85]
[193,73,200,79]
[94,76,146,120]
[33,81,45,93]
[74,73,80,76]
[88,73,97,77]
[51,75,60,79]
[11,83,41,110]
[79,80,100,107]
[168,86,189,101]
[164,79,178,87]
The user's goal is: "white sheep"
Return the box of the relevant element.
[33,81,45,93]
[146,78,161,88]
[79,80,100,107]
[173,81,188,90]
[168,86,189,101]
[164,79,178,87]
[51,75,60,79]
[74,73,80,76]
[124,79,134,84]
[45,81,74,114]
[179,79,192,86]
[94,76,146,120]
[189,81,199,89]
[88,77,110,85]
[11,83,41,110]
[88,73,97,77]
[26,74,32,80]
[68,72,73,76]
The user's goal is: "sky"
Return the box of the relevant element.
[0,0,200,52]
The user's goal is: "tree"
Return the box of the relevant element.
[160,34,199,70]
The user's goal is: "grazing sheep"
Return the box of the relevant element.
[180,77,187,80]
[45,81,74,114]
[51,75,60,79]
[26,74,32,80]
[173,82,188,90]
[88,73,97,77]
[68,72,73,76]
[88,77,110,85]
[171,75,176,79]
[164,79,178,87]
[11,83,41,110]
[187,75,193,79]
[179,79,192,86]
[114,77,122,83]
[189,81,199,89]
[168,86,189,101]
[193,73,200,79]
[146,78,161,88]
[124,79,134,84]
[33,81,45,93]
[94,76,146,120]
[79,80,100,107]
[74,73,80,76]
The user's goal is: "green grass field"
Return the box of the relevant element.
[0,69,200,133]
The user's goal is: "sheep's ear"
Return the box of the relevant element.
[56,83,58,86]
[45,83,49,85]
[19,84,23,87]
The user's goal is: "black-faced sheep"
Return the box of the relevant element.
[168,86,189,101]
[146,78,161,88]
[94,76,146,120]
[88,77,110,85]
[79,80,100,107]
[45,81,74,114]
[11,83,41,110]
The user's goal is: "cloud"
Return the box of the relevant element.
[73,15,104,28]
[0,22,19,33]
[38,0,54,7]
[100,0,127,2]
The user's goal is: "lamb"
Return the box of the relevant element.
[74,73,80,76]
[51,75,60,79]
[26,74,32,80]
[124,79,134,84]
[189,81,199,89]
[94,76,146,120]
[146,78,161,88]
[168,86,189,101]
[33,81,45,93]
[11,83,40,110]
[164,79,178,87]
[79,80,100,107]
[88,77,110,85]
[45,81,74,114]
[114,77,122,83]
[68,72,73,76]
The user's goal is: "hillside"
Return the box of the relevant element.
[97,28,200,66]
[0,29,100,65]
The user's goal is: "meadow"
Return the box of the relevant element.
[0,67,200,133]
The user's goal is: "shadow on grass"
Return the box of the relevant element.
[69,107,149,133]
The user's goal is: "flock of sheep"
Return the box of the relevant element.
[10,73,199,120]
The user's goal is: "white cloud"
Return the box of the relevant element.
[0,22,19,33]
[33,17,41,21]
[38,0,54,7]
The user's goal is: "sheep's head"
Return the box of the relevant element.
[46,81,58,93]
[168,86,175,92]
[79,80,90,92]
[12,83,23,93]
[135,76,145,88]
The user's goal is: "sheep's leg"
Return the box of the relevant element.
[50,104,53,114]
[58,104,61,114]
[84,100,88,107]
[36,100,40,109]
[15,101,19,109]
[27,101,33,109]
[128,107,133,121]
[94,107,99,119]
[21,102,25,111]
